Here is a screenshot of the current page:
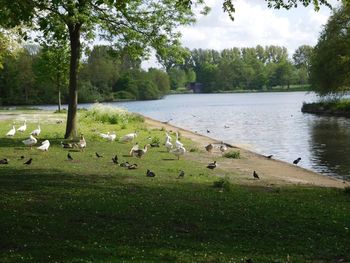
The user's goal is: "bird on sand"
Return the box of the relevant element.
[95,152,103,158]
[220,143,227,153]
[17,120,27,132]
[178,170,185,179]
[293,157,301,165]
[112,155,118,164]
[24,158,32,165]
[0,158,9,165]
[206,129,210,133]
[205,144,214,153]
[207,161,217,170]
[67,153,73,161]
[6,125,16,137]
[253,171,260,179]
[146,169,156,177]
[265,155,273,159]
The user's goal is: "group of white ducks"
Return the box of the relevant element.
[164,131,186,160]
[5,120,50,151]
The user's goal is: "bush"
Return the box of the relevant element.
[83,103,144,124]
[213,177,232,191]
[223,151,240,159]
[344,187,350,195]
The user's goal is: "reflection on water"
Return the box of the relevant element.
[308,116,350,180]
[38,92,350,179]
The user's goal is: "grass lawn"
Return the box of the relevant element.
[0,107,349,263]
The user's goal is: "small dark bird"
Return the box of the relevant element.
[293,157,301,165]
[20,155,25,159]
[95,152,103,158]
[24,158,32,165]
[67,153,73,161]
[0,158,9,165]
[207,161,217,170]
[266,155,273,159]
[205,144,214,153]
[206,129,210,133]
[253,170,260,179]
[112,155,118,164]
[178,170,185,178]
[146,169,156,177]
[128,164,138,170]
[120,162,130,167]
[61,141,73,148]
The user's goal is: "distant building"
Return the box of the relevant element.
[187,82,203,93]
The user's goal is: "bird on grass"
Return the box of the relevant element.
[61,141,73,148]
[253,171,260,179]
[150,142,160,148]
[31,125,41,137]
[205,144,213,153]
[146,169,156,177]
[22,135,38,149]
[18,156,25,160]
[17,120,27,132]
[67,153,73,161]
[132,145,149,159]
[120,161,130,167]
[78,134,86,151]
[6,125,16,137]
[112,155,118,164]
[128,164,138,170]
[129,143,139,156]
[178,170,185,179]
[165,137,173,152]
[24,158,32,165]
[293,157,301,165]
[95,152,103,158]
[120,132,137,143]
[0,158,9,165]
[207,161,217,170]
[37,140,50,151]
[170,146,186,160]
[175,132,183,148]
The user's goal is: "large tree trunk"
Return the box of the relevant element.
[65,24,81,139]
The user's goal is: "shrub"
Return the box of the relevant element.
[213,177,232,191]
[344,187,350,195]
[83,103,144,124]
[223,150,240,159]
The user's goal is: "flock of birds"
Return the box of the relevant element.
[2,120,303,181]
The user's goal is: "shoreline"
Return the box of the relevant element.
[1,110,348,189]
[144,116,349,189]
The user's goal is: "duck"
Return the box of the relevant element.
[100,132,117,141]
[146,169,156,177]
[205,144,213,153]
[293,157,301,165]
[165,137,173,151]
[24,158,33,165]
[67,153,73,161]
[95,152,103,158]
[129,143,139,156]
[6,125,16,137]
[0,158,9,165]
[112,155,118,164]
[178,170,185,178]
[128,164,138,170]
[120,132,137,142]
[61,141,74,148]
[120,161,130,167]
[220,143,227,153]
[22,135,38,148]
[17,120,27,132]
[78,134,86,151]
[170,146,186,160]
[132,144,149,158]
[175,132,184,148]
[31,125,41,137]
[207,161,217,170]
[165,132,172,143]
[37,140,50,151]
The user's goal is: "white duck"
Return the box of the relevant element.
[129,143,139,156]
[165,132,172,144]
[121,132,137,142]
[22,135,38,148]
[175,131,183,148]
[100,132,110,140]
[106,132,116,141]
[165,137,173,151]
[17,120,27,132]
[37,140,50,151]
[31,125,41,136]
[78,134,86,151]
[170,146,186,160]
[6,125,16,137]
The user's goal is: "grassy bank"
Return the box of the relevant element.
[0,107,350,262]
[302,99,350,117]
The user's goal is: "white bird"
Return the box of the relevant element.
[121,132,137,142]
[165,137,173,151]
[129,143,139,156]
[175,131,183,148]
[17,120,27,132]
[100,131,116,141]
[6,125,16,136]
[170,146,186,160]
[100,132,110,140]
[220,143,227,153]
[22,135,37,148]
[31,125,41,136]
[78,134,86,151]
[37,140,50,151]
[132,144,149,158]
[165,132,172,143]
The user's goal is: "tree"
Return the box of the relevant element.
[310,3,350,96]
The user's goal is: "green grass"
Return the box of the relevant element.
[0,110,350,262]
[223,150,241,159]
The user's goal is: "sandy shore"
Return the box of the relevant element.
[1,111,348,188]
[145,117,349,189]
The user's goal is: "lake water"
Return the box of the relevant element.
[40,92,350,180]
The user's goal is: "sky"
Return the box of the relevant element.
[142,0,337,69]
